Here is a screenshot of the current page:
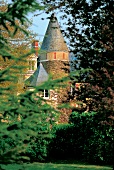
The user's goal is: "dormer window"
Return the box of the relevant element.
[29,60,35,70]
[54,52,56,59]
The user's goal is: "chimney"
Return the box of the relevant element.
[32,40,38,56]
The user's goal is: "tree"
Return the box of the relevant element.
[0,1,38,94]
[0,0,58,163]
[42,0,114,167]
[43,0,114,119]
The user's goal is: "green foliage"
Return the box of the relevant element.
[49,112,114,165]
[49,123,79,160]
[0,89,58,162]
[0,0,58,163]
[26,137,51,162]
[43,0,114,120]
[41,1,114,166]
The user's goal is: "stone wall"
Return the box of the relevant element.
[42,60,70,79]
[41,58,71,123]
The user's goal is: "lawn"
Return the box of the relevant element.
[0,163,112,170]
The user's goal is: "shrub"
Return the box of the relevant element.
[26,136,51,162]
[49,124,75,160]
[49,112,114,165]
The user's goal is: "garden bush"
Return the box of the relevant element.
[0,130,52,163]
[49,112,114,165]
[49,124,75,160]
[0,135,17,163]
[26,136,51,162]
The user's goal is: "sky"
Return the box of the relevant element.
[6,0,50,41]
[6,0,67,44]
[28,12,50,42]
[28,11,66,42]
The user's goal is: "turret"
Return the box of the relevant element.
[40,14,70,79]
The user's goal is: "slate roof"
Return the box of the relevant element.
[26,62,49,86]
[41,14,69,52]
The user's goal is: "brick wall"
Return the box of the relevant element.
[47,51,69,61]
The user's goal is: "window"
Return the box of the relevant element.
[63,53,65,59]
[40,89,49,99]
[54,52,56,59]
[32,61,35,70]
[70,85,73,95]
[44,89,49,98]
[29,60,35,70]
[29,61,31,70]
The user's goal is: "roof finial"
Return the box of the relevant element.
[41,12,69,52]
[51,12,57,19]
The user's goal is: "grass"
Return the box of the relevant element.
[0,163,112,170]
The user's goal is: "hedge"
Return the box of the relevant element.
[49,112,114,165]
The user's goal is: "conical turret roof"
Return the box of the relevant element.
[26,63,49,86]
[41,14,69,52]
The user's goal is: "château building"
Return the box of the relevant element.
[26,14,70,109]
